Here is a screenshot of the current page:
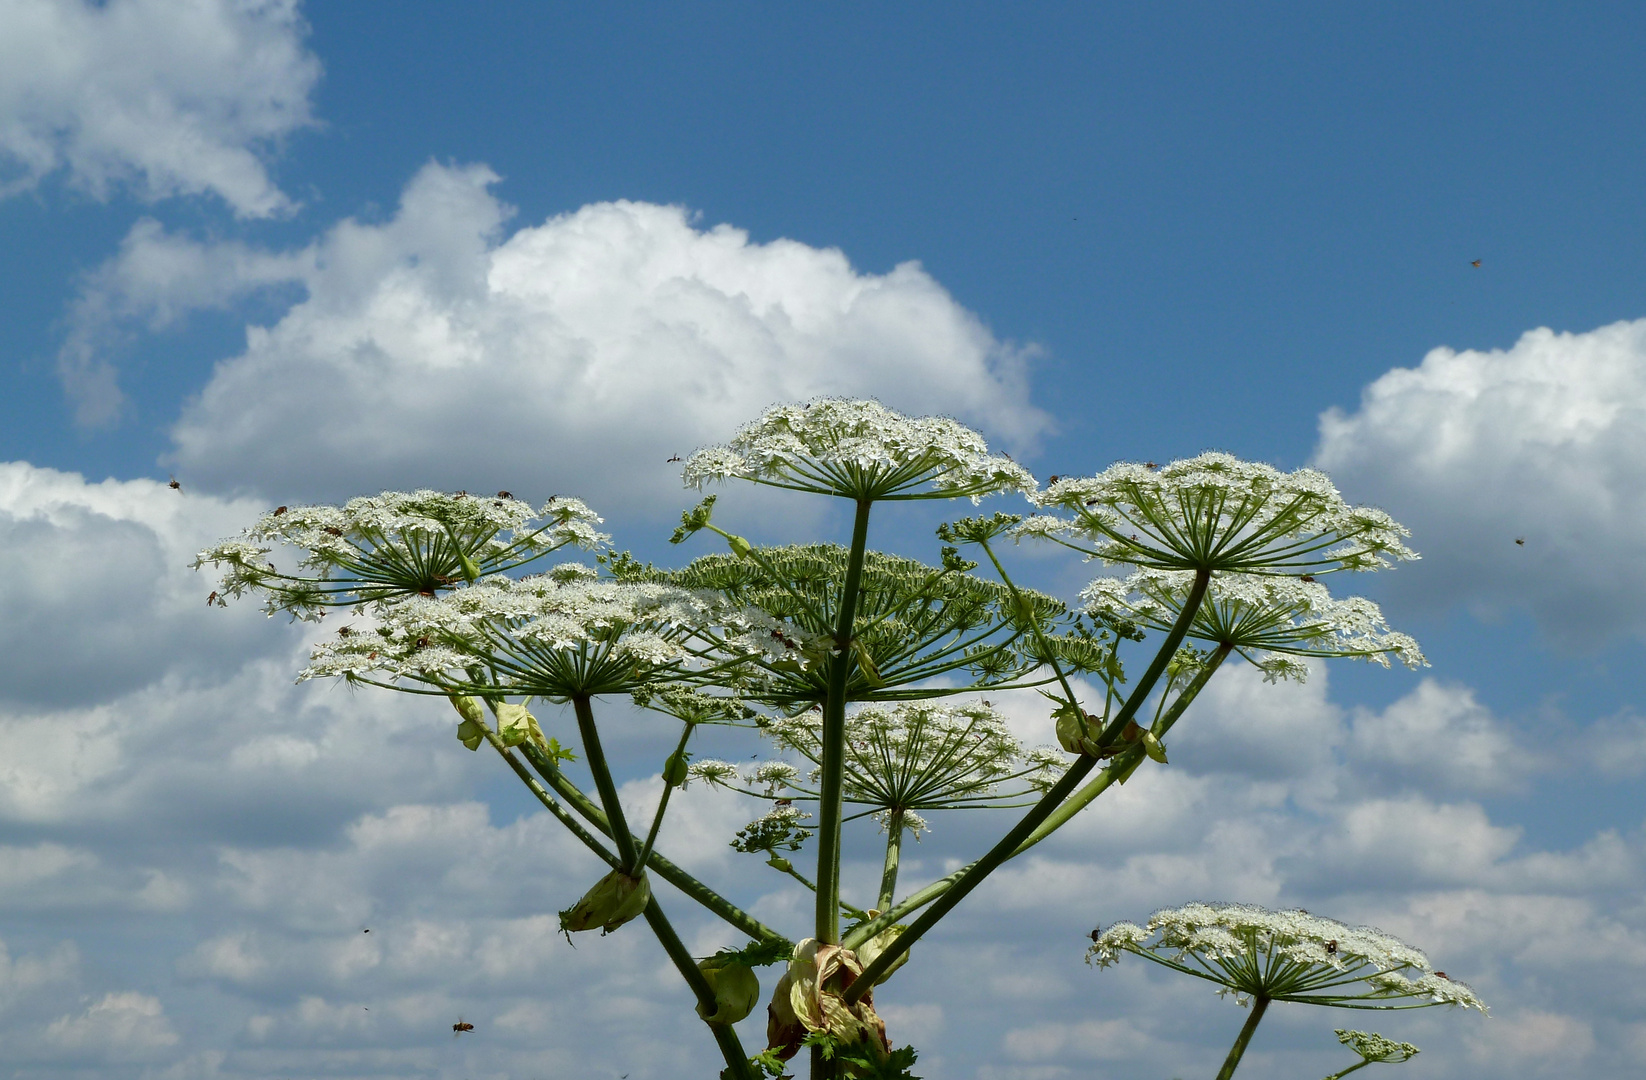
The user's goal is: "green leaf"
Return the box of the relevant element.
[1141,730,1168,764]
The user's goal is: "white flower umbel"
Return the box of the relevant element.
[1025,453,1416,575]
[1088,902,1486,1013]
[1081,570,1426,679]
[1090,903,1482,1080]
[300,568,783,699]
[753,701,1057,819]
[195,490,609,620]
[683,398,1035,502]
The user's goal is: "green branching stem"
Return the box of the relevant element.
[481,730,620,871]
[877,808,906,912]
[1322,1061,1374,1080]
[639,897,757,1080]
[842,639,1228,952]
[844,569,1212,997]
[974,537,1081,708]
[1015,643,1232,852]
[637,722,694,870]
[1215,996,1270,1080]
[515,740,787,947]
[817,498,873,946]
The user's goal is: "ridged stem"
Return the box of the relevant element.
[1214,996,1269,1080]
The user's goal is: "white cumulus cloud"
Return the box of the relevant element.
[1313,318,1646,646]
[138,162,1050,515]
[0,0,318,216]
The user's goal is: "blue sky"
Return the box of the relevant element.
[3,3,1645,1078]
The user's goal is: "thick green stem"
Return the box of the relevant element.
[816,498,874,946]
[640,897,757,1080]
[573,694,641,869]
[1215,996,1269,1080]
[517,741,788,946]
[844,570,1212,998]
[877,809,905,912]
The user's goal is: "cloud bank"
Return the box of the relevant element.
[0,0,317,217]
[63,161,1050,510]
[1314,318,1646,646]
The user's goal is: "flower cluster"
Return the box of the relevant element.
[683,398,1035,502]
[195,490,608,619]
[658,543,1078,707]
[1088,902,1485,1012]
[1081,570,1426,679]
[1023,452,1417,575]
[299,567,805,699]
[719,701,1066,825]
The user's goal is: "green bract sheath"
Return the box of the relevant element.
[558,869,652,935]
[695,956,762,1024]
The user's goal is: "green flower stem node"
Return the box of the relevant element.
[558,869,651,935]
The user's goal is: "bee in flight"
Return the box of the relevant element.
[168,475,181,491]
[1515,537,1525,546]
[667,455,682,463]
[1470,260,1481,268]
[453,1017,474,1035]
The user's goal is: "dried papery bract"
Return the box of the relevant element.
[194,490,609,620]
[1089,903,1484,1080]
[684,398,1036,503]
[1082,570,1427,680]
[1024,452,1417,575]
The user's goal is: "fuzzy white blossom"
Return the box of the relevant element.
[684,398,1035,502]
[1027,453,1417,574]
[1081,570,1426,675]
[1088,902,1485,1013]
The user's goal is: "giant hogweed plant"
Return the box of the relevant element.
[198,399,1459,1079]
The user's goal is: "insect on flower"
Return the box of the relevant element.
[1300,575,1316,583]
[273,506,287,516]
[496,490,512,499]
[337,626,354,637]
